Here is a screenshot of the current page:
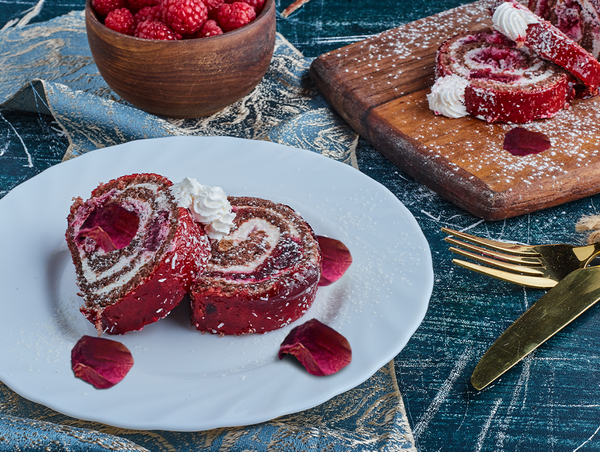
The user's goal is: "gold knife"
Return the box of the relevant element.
[471,266,600,390]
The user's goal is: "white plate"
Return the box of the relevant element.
[0,136,432,431]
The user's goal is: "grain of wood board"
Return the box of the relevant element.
[310,0,600,220]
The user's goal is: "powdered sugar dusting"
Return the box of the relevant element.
[307,186,429,331]
[317,0,494,97]
[313,0,600,216]
[401,94,600,192]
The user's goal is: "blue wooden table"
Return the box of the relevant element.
[3,1,600,451]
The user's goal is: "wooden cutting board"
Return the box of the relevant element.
[310,0,600,220]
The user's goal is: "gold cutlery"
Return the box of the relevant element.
[471,266,600,390]
[442,227,600,289]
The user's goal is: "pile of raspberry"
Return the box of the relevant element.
[93,0,264,40]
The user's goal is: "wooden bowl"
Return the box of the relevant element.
[85,0,276,118]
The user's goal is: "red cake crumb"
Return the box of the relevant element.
[189,197,322,336]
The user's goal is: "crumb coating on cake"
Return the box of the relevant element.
[190,196,322,335]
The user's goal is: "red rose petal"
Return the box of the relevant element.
[78,203,139,252]
[71,335,134,389]
[278,318,352,376]
[503,127,551,156]
[317,236,352,286]
[77,225,118,252]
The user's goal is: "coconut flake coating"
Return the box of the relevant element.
[436,27,575,123]
[528,0,600,59]
[65,173,211,334]
[190,196,322,336]
[493,0,600,91]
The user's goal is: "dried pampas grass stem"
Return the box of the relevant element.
[281,0,311,18]
[576,214,600,244]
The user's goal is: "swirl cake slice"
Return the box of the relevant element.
[493,0,600,91]
[433,28,575,123]
[528,0,600,59]
[66,173,211,334]
[190,197,322,336]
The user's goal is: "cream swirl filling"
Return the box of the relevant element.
[493,1,539,42]
[427,74,469,119]
[171,177,235,242]
[78,183,169,295]
[208,218,282,275]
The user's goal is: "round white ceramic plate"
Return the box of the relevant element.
[0,136,432,431]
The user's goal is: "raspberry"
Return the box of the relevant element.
[243,0,264,13]
[204,0,224,19]
[127,0,161,11]
[225,0,263,14]
[104,7,136,35]
[217,2,256,32]
[135,19,182,40]
[192,19,223,37]
[162,0,208,35]
[133,4,163,23]
[92,0,127,16]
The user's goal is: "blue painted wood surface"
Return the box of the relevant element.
[4,1,600,451]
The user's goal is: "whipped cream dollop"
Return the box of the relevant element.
[492,1,539,42]
[427,74,469,119]
[171,177,236,242]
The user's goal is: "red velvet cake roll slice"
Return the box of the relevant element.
[66,173,211,334]
[190,197,322,336]
[492,0,600,91]
[528,0,600,59]
[430,28,575,123]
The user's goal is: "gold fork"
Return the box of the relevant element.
[442,227,600,289]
